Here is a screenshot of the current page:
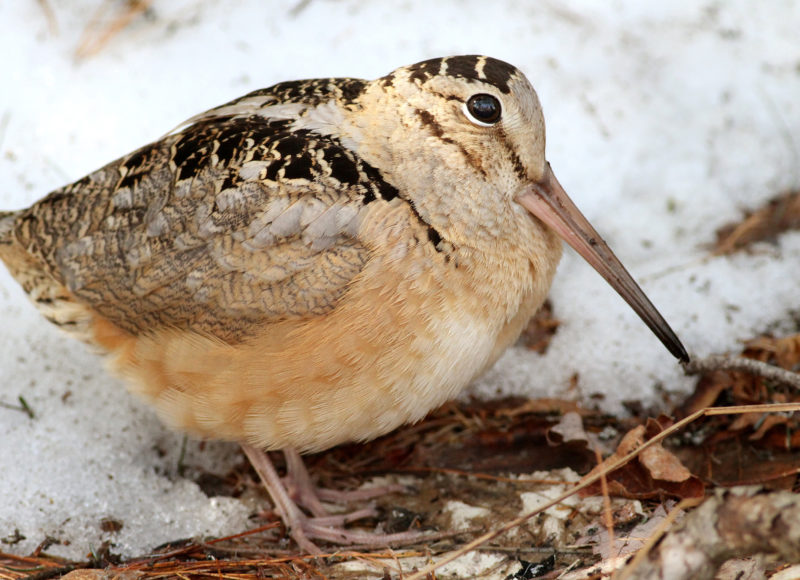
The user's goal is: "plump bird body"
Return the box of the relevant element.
[2,55,689,551]
[0,56,565,453]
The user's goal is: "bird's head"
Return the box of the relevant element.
[354,55,688,362]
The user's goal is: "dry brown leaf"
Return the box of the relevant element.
[714,189,800,255]
[518,298,560,354]
[748,413,790,441]
[581,420,704,500]
[639,444,692,482]
[727,411,767,432]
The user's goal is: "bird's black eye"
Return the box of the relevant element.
[465,94,502,125]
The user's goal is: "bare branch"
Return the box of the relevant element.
[682,354,800,390]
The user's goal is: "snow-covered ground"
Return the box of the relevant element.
[1,0,798,559]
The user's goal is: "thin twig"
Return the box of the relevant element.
[595,445,615,560]
[75,0,154,60]
[682,354,800,390]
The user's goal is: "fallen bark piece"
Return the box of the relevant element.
[622,487,800,580]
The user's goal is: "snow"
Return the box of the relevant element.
[444,500,491,532]
[1,0,798,560]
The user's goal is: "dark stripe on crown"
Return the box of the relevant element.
[403,55,517,94]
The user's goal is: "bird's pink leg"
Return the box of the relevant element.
[241,444,427,553]
[282,447,406,509]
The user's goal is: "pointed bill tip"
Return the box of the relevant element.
[517,163,689,363]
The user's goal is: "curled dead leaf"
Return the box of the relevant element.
[580,420,703,500]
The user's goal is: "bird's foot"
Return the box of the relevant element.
[241,443,427,554]
[281,446,406,515]
[285,508,429,554]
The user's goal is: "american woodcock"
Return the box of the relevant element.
[0,55,688,552]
